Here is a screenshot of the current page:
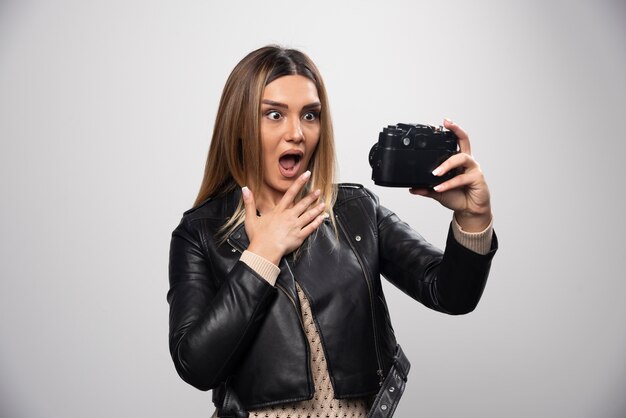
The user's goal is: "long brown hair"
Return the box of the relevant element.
[194,45,337,237]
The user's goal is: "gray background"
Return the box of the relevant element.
[1,0,625,417]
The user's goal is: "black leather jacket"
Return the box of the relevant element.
[168,184,497,412]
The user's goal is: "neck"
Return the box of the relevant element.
[254,187,284,215]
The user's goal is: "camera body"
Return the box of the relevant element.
[369,123,459,188]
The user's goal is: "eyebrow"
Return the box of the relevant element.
[261,100,322,110]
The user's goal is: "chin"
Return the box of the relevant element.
[264,178,293,195]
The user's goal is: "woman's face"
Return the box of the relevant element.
[258,75,321,204]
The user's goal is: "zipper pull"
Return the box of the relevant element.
[377,369,384,386]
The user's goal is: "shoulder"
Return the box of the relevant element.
[176,189,239,231]
[336,183,379,207]
[334,183,381,223]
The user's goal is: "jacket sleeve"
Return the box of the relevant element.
[167,219,277,391]
[376,197,498,315]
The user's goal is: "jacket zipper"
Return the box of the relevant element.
[280,261,314,395]
[227,239,314,396]
[227,238,308,342]
[275,281,312,377]
[335,214,384,386]
[227,238,243,254]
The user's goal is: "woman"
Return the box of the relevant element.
[168,45,497,418]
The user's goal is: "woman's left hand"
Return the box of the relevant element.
[410,119,492,232]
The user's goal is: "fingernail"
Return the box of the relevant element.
[433,184,442,192]
[323,212,330,219]
[444,118,453,124]
[242,186,250,199]
[302,170,311,180]
[432,167,442,176]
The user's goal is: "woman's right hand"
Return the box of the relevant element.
[242,171,328,265]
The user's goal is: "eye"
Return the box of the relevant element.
[265,110,282,120]
[303,111,319,122]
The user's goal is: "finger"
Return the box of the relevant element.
[409,187,442,202]
[298,213,328,238]
[432,172,477,193]
[432,153,478,177]
[410,187,434,197]
[292,188,322,216]
[278,170,311,210]
[241,186,257,220]
[443,118,471,155]
[297,202,326,226]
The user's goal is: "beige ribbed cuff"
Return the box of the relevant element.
[240,250,280,286]
[451,216,494,255]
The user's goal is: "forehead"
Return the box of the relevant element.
[262,75,319,103]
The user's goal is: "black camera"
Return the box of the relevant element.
[369,123,459,188]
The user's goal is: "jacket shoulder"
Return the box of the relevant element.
[336,183,378,207]
[181,192,238,223]
[178,198,217,224]
[182,196,214,217]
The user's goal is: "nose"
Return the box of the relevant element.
[285,117,305,143]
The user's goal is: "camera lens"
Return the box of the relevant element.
[368,144,379,168]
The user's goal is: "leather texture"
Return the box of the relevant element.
[367,345,410,418]
[168,184,497,412]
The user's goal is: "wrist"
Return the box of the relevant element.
[247,242,283,266]
[240,250,280,285]
[453,210,493,233]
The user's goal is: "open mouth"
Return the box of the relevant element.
[278,151,303,178]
